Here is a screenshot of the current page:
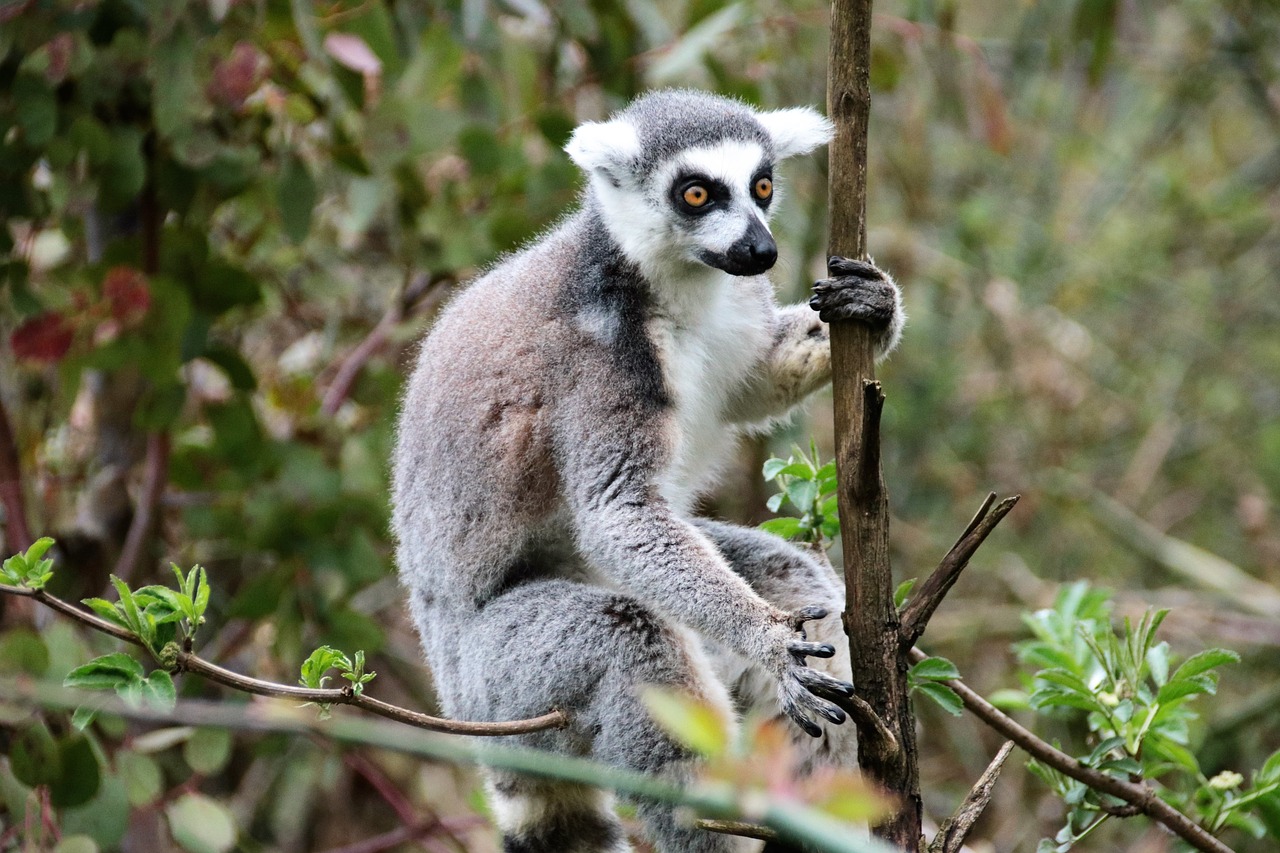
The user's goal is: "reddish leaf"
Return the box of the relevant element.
[208,42,265,111]
[324,33,382,77]
[102,266,151,325]
[44,34,75,84]
[11,312,74,363]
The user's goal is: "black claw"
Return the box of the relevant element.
[827,256,882,279]
[797,668,856,700]
[820,704,847,725]
[789,711,822,738]
[793,605,828,626]
[788,640,836,659]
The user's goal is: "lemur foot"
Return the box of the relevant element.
[809,256,897,325]
[778,605,855,737]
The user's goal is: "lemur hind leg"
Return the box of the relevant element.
[423,579,747,853]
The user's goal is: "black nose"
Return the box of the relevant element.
[748,237,777,268]
[723,219,777,275]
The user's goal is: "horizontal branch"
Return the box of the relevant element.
[0,582,566,737]
[696,819,778,842]
[906,647,1231,853]
[2,677,895,853]
[900,495,1020,648]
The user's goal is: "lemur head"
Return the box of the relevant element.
[565,90,833,279]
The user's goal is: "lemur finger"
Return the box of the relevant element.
[827,256,884,280]
[795,667,856,699]
[792,679,849,725]
[791,605,828,628]
[783,701,824,738]
[788,639,836,659]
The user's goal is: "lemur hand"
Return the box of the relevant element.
[810,256,904,358]
[777,605,855,737]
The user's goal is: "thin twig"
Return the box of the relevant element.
[832,692,899,761]
[696,819,778,842]
[906,647,1232,853]
[0,582,567,736]
[321,273,452,416]
[113,431,171,583]
[927,740,1013,853]
[0,396,33,554]
[899,496,1020,648]
[956,492,997,544]
[317,818,453,853]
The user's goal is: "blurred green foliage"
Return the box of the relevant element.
[1,0,1278,850]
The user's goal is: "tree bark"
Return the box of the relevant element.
[828,1,923,848]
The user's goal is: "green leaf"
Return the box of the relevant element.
[1028,688,1102,713]
[118,750,163,808]
[81,598,128,627]
[24,537,54,564]
[142,671,177,709]
[640,687,730,757]
[1259,749,1280,785]
[65,654,147,690]
[760,517,804,540]
[1156,674,1217,704]
[183,728,232,775]
[762,458,787,480]
[1146,641,1170,686]
[986,688,1031,710]
[786,479,818,512]
[110,575,143,636]
[10,721,60,787]
[50,734,101,808]
[71,705,100,731]
[0,629,50,676]
[1169,648,1240,683]
[913,681,964,716]
[166,793,237,853]
[765,492,785,513]
[894,578,917,609]
[277,155,317,243]
[910,656,961,682]
[299,645,350,690]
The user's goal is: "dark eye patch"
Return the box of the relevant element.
[671,173,730,215]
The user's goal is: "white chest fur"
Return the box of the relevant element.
[649,272,774,511]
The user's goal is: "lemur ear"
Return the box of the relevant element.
[565,119,641,182]
[756,107,835,160]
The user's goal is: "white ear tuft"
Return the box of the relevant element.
[564,119,641,177]
[756,107,835,160]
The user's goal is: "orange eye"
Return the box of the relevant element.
[682,185,709,207]
[754,177,773,200]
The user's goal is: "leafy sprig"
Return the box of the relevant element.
[1003,582,1278,850]
[299,645,377,718]
[760,442,840,548]
[0,537,56,589]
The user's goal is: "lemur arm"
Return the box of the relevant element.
[553,383,852,735]
[724,304,832,425]
[726,257,904,425]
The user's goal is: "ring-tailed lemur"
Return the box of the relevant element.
[392,89,904,853]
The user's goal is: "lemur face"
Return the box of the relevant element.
[565,90,834,279]
[657,139,777,276]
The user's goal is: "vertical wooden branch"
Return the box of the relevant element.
[828,1,922,848]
